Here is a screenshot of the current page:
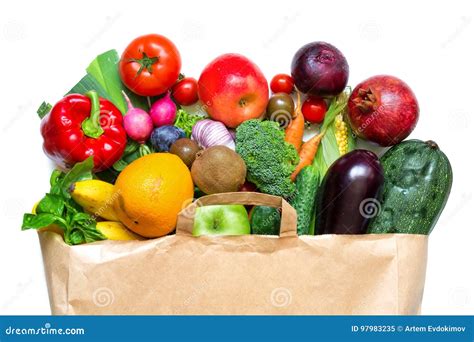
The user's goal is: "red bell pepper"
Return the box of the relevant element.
[40,91,127,172]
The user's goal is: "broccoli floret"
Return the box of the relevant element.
[235,120,299,198]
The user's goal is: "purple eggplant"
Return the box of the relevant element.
[315,149,384,234]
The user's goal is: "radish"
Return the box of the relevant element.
[122,91,154,144]
[150,92,177,127]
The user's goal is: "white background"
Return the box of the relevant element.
[0,0,472,315]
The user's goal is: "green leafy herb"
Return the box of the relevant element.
[22,213,66,231]
[112,139,151,172]
[21,157,106,245]
[36,194,64,217]
[174,108,206,137]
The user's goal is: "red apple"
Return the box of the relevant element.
[198,53,269,128]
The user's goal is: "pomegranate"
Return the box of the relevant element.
[348,75,419,146]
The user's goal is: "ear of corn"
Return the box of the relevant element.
[334,114,348,155]
[312,89,356,179]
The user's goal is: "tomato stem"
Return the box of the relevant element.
[82,91,104,139]
[129,51,159,77]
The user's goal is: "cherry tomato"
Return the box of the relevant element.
[270,74,294,94]
[171,77,199,106]
[302,97,327,124]
[119,34,181,96]
[266,93,295,127]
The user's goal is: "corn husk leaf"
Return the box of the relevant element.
[313,90,356,179]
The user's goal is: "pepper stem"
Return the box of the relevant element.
[82,91,104,139]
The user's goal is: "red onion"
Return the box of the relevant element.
[150,92,177,127]
[291,41,349,97]
[192,119,235,149]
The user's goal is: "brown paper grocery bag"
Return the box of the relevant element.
[38,192,428,315]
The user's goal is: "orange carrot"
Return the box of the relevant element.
[291,131,324,181]
[284,91,305,152]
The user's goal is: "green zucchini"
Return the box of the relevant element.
[368,140,452,235]
[290,166,320,235]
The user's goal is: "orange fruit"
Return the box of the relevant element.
[113,153,194,238]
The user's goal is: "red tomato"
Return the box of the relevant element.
[119,34,181,96]
[302,97,327,124]
[270,74,294,94]
[171,77,199,106]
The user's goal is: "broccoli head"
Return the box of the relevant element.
[235,119,299,198]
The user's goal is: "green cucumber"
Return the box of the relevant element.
[250,206,281,235]
[290,166,320,235]
[368,140,452,235]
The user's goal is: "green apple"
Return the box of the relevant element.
[193,205,251,236]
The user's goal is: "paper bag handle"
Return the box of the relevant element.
[176,192,297,237]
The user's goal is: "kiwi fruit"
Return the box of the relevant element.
[191,146,247,194]
[170,138,201,167]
